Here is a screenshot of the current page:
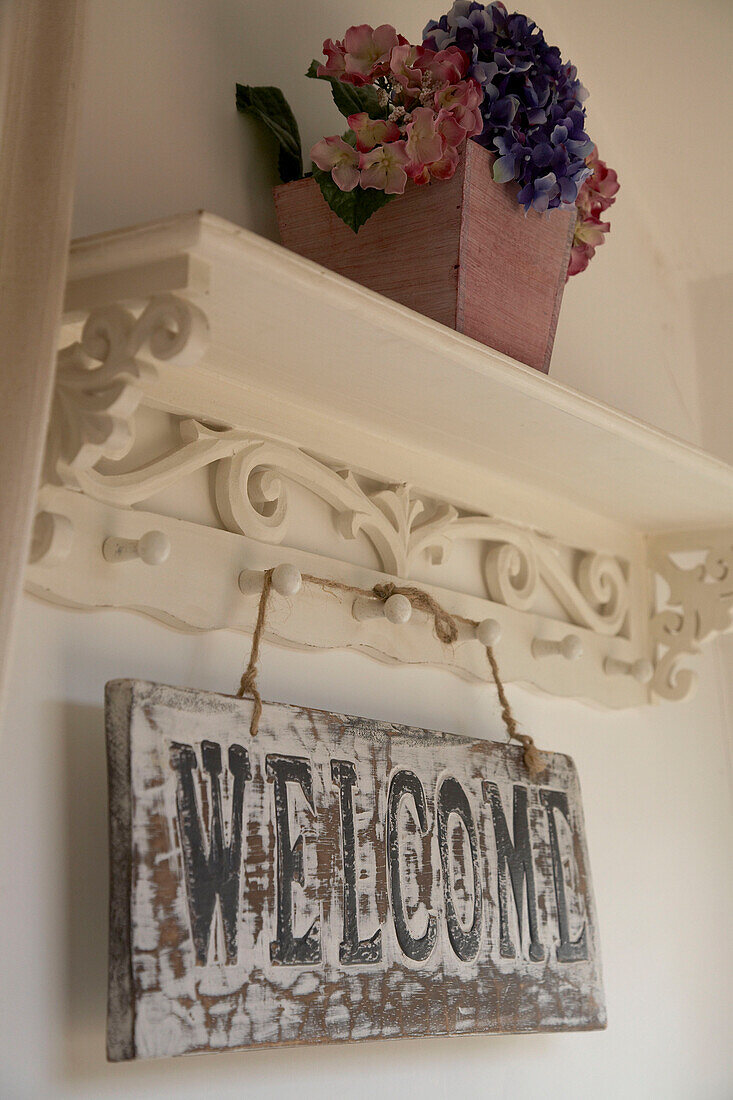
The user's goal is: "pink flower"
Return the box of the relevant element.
[359,141,411,194]
[347,112,401,153]
[424,111,466,181]
[310,136,361,192]
[574,217,608,248]
[403,107,470,185]
[434,79,484,139]
[567,149,619,278]
[390,43,472,99]
[389,44,428,96]
[407,111,464,184]
[585,147,620,206]
[567,240,595,278]
[435,109,466,150]
[424,46,469,85]
[317,38,347,80]
[428,144,461,181]
[342,24,405,84]
[405,107,443,171]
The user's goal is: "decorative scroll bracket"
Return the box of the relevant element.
[648,530,733,701]
[45,293,209,488]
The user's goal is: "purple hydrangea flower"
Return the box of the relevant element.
[423,1,593,213]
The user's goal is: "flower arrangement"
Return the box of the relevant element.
[236,1,617,276]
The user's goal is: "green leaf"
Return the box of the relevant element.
[492,155,516,184]
[305,60,386,120]
[330,80,386,121]
[235,84,303,183]
[311,165,396,233]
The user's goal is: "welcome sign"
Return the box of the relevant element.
[106,680,605,1060]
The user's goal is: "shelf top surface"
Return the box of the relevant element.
[65,211,733,536]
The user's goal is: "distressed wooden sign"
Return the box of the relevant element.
[106,680,605,1061]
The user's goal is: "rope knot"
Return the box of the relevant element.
[515,733,545,779]
[238,669,258,696]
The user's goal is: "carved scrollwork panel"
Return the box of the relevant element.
[70,418,461,576]
[447,517,628,635]
[63,411,632,636]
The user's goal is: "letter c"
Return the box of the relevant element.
[386,770,437,963]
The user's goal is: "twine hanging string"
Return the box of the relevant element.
[236,570,545,778]
[236,568,274,739]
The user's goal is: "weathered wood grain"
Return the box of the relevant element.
[106,679,605,1061]
[274,141,575,372]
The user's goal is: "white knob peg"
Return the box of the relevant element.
[604,656,654,683]
[353,594,412,625]
[532,633,583,661]
[103,530,170,565]
[271,563,302,597]
[238,564,302,597]
[384,593,412,624]
[476,618,502,646]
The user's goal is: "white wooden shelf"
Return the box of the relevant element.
[63,212,733,536]
[27,212,733,708]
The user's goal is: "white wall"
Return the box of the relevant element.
[2,2,732,1097]
[691,272,733,467]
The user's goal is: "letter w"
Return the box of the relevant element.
[169,741,250,965]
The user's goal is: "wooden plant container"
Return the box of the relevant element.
[274,140,575,374]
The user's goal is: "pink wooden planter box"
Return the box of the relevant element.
[274,141,575,374]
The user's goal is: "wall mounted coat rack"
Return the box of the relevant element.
[27,213,733,708]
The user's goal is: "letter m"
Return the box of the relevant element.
[169,740,250,965]
[483,781,545,962]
